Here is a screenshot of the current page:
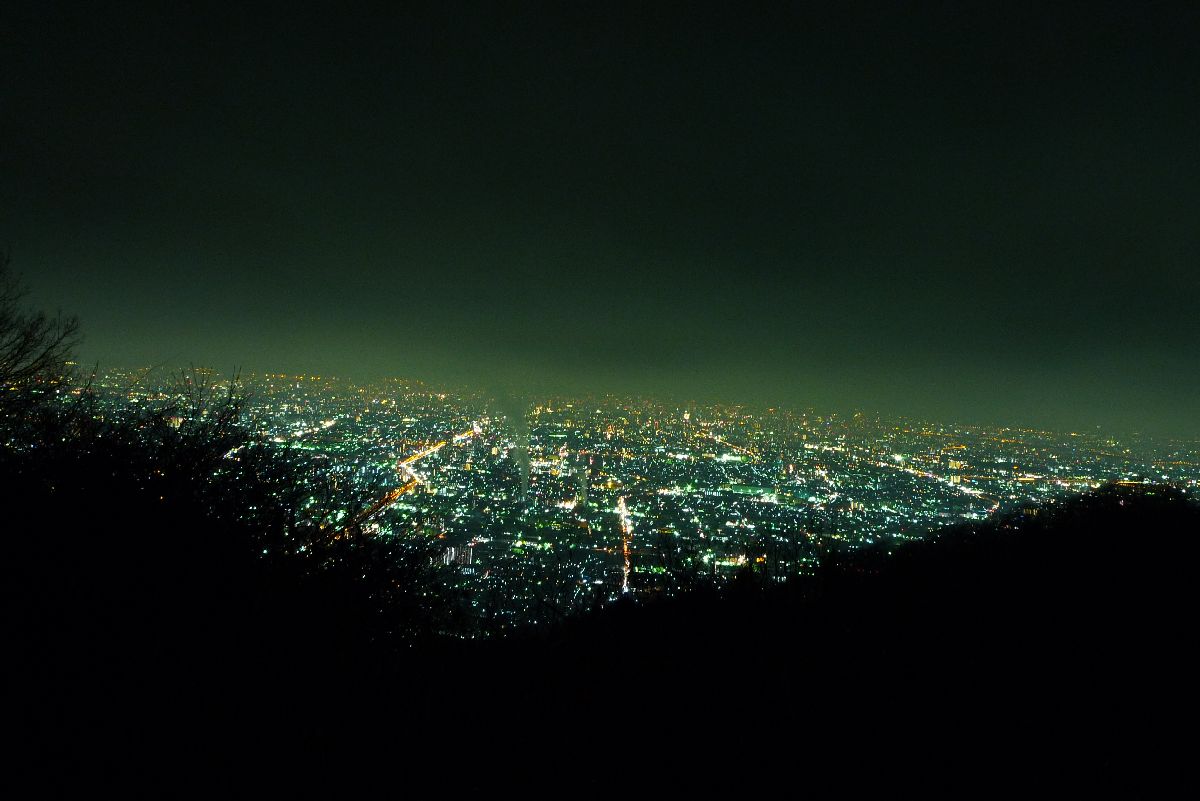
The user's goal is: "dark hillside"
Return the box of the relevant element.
[394,483,1199,790]
[454,483,1197,695]
[11,412,1195,791]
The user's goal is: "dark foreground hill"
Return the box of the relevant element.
[509,481,1199,689]
[383,482,1193,793]
[425,483,1200,777]
[14,478,1199,791]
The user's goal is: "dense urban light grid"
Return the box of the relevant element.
[90,368,1200,630]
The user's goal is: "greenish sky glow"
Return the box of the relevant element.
[3,3,1198,435]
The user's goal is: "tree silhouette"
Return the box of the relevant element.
[0,252,79,402]
[4,264,476,761]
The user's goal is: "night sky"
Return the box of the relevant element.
[3,3,1198,434]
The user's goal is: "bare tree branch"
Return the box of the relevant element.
[0,252,80,398]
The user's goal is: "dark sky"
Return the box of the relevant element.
[3,2,1198,434]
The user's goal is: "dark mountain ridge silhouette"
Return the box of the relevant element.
[9,394,1195,790]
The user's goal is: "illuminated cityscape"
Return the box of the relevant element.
[7,1,1200,782]
[92,368,1200,631]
